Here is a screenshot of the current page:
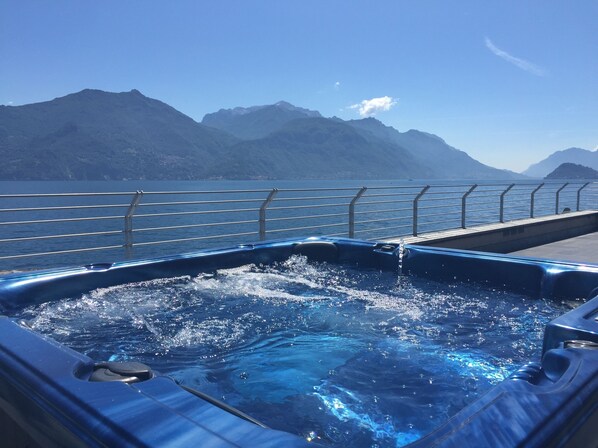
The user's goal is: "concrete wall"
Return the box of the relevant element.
[412,211,598,253]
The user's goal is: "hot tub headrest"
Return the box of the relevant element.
[292,241,339,262]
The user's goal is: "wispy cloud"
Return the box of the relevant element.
[349,96,397,117]
[485,37,546,76]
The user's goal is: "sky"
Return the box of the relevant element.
[1,1,597,172]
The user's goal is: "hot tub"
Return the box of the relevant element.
[0,237,597,447]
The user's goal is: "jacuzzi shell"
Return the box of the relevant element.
[0,237,596,447]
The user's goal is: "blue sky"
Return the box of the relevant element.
[1,1,596,172]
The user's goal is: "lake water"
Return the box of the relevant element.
[0,179,590,271]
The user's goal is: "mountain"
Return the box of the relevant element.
[523,147,598,178]
[345,117,523,180]
[545,163,598,179]
[202,106,522,180]
[209,117,427,179]
[201,101,321,139]
[0,89,237,180]
[0,89,529,180]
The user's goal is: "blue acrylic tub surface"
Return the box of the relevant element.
[0,237,597,447]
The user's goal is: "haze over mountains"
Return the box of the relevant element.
[0,88,547,180]
[523,147,598,178]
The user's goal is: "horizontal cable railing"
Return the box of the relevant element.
[0,181,596,270]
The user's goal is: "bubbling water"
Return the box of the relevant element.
[13,255,579,448]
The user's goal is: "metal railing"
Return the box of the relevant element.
[1,181,596,270]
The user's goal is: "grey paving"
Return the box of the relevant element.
[509,232,598,265]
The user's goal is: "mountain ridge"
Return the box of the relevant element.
[209,117,426,179]
[545,163,598,180]
[202,105,523,180]
[201,101,321,140]
[522,147,598,178]
[0,89,237,180]
[1,88,526,180]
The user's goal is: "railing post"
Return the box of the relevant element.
[555,183,569,214]
[530,183,544,218]
[349,187,367,238]
[413,185,430,236]
[499,184,515,223]
[461,184,477,229]
[124,190,144,254]
[259,189,278,241]
[576,182,590,211]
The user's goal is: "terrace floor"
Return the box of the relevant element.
[509,231,598,265]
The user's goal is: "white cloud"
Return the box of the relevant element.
[349,96,397,117]
[485,37,546,76]
[334,81,341,90]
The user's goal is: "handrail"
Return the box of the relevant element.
[0,204,131,213]
[354,207,413,215]
[137,198,265,207]
[349,187,367,238]
[577,183,590,211]
[555,183,569,214]
[530,183,544,218]
[124,190,143,250]
[0,215,123,226]
[413,185,430,236]
[461,184,478,229]
[355,199,414,206]
[269,202,348,211]
[135,207,261,218]
[267,222,346,233]
[0,180,596,269]
[259,189,278,241]
[0,244,126,260]
[0,230,123,243]
[267,213,347,222]
[133,220,258,233]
